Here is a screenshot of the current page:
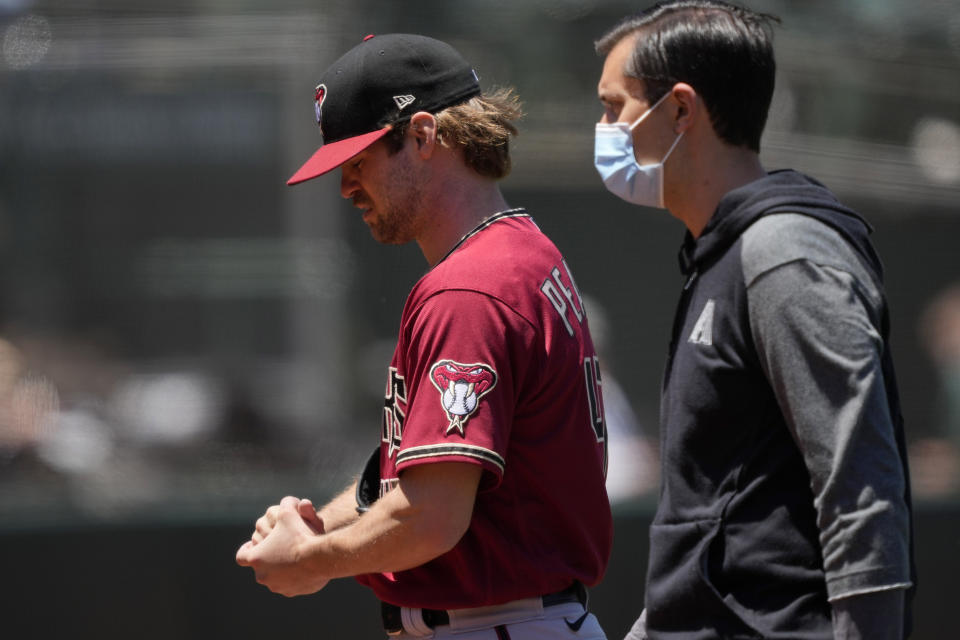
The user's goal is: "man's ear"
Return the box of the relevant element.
[670,82,699,135]
[408,112,438,158]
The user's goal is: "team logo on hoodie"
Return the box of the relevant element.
[689,299,715,346]
[429,360,498,436]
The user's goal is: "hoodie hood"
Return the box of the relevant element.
[679,170,882,278]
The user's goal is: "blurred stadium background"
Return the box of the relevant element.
[1,0,958,637]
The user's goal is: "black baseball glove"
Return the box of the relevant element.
[355,446,380,514]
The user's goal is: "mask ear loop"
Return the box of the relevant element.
[628,90,673,131]
[661,130,685,163]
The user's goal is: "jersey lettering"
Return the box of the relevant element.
[560,260,585,322]
[383,367,406,458]
[583,355,609,476]
[540,261,586,337]
[583,356,607,443]
[379,477,399,498]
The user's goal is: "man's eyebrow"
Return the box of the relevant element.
[598,89,622,103]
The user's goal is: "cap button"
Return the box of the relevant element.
[363,34,375,41]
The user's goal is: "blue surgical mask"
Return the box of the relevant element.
[594,92,683,208]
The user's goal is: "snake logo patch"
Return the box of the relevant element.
[314,83,327,136]
[429,360,497,436]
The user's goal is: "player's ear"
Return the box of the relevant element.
[408,112,438,159]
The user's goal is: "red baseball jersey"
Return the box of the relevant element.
[356,209,613,609]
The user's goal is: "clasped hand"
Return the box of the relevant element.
[235,496,330,597]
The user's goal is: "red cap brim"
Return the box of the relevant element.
[287,127,391,185]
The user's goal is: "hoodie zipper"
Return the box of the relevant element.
[663,268,699,390]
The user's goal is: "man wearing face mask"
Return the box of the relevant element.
[593,2,916,639]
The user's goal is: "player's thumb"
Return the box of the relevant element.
[298,499,324,534]
[236,540,255,566]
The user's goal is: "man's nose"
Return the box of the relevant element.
[340,166,357,199]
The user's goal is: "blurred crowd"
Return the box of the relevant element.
[0,329,333,523]
[5,280,960,525]
[913,283,960,497]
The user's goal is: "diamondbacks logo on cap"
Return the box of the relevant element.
[429,360,497,436]
[393,94,416,110]
[314,83,328,135]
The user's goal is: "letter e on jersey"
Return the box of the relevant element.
[540,260,585,337]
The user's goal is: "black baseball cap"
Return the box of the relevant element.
[287,33,482,186]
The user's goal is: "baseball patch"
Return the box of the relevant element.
[429,360,497,436]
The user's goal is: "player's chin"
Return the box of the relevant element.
[276,580,330,598]
[367,224,400,246]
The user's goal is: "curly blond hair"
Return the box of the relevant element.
[385,87,523,179]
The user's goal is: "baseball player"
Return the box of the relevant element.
[236,33,613,639]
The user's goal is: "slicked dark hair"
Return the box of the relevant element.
[596,1,779,152]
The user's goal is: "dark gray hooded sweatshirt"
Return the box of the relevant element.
[646,169,915,639]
